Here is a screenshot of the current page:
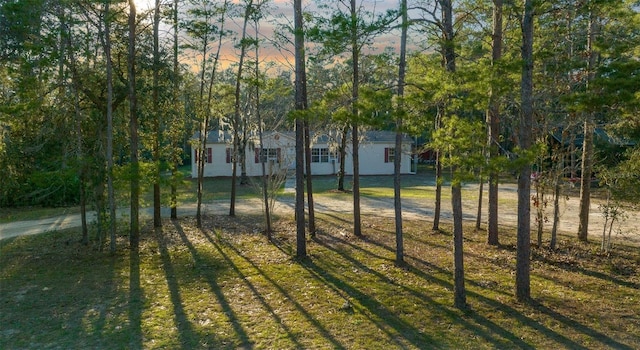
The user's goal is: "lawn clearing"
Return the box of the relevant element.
[1,214,638,349]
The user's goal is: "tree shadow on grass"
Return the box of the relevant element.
[298,254,443,348]
[315,211,353,227]
[128,247,143,349]
[205,229,349,350]
[309,232,534,349]
[362,232,632,349]
[531,301,636,350]
[531,248,639,290]
[154,226,200,348]
[411,262,588,349]
[171,221,253,348]
[0,231,135,348]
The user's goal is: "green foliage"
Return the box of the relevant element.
[357,86,394,130]
[0,0,49,61]
[307,2,397,59]
[509,142,548,175]
[598,146,640,202]
[429,115,485,184]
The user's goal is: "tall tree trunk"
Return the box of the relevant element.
[103,0,117,254]
[231,0,253,217]
[197,120,210,226]
[73,62,89,244]
[516,0,534,302]
[578,7,598,242]
[394,0,408,267]
[170,0,179,220]
[350,0,362,237]
[578,118,593,241]
[258,117,272,238]
[128,0,140,250]
[550,169,561,250]
[294,0,306,257]
[196,0,228,225]
[195,30,210,227]
[535,179,543,247]
[304,121,316,236]
[152,0,162,228]
[432,141,442,231]
[452,179,466,308]
[65,17,89,244]
[254,11,271,237]
[476,179,483,231]
[441,0,466,309]
[240,117,249,186]
[578,1,599,242]
[487,0,503,246]
[337,126,348,191]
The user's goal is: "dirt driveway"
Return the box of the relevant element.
[1,182,638,245]
[272,182,639,246]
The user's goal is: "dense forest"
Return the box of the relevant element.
[1,0,639,304]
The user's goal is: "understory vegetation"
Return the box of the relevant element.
[1,213,638,349]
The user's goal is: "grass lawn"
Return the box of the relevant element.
[1,212,639,349]
[0,165,442,223]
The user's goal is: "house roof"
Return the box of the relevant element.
[364,131,414,143]
[193,131,233,143]
[193,130,415,144]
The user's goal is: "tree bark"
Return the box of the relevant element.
[152,0,162,228]
[394,0,408,267]
[338,126,348,191]
[170,0,179,220]
[65,17,89,244]
[253,9,271,238]
[128,0,140,250]
[578,4,599,242]
[103,0,117,253]
[350,0,362,237]
[476,179,483,231]
[304,121,316,236]
[487,0,503,245]
[516,0,534,302]
[452,180,466,308]
[231,0,253,217]
[433,149,442,231]
[442,0,466,309]
[294,0,307,257]
[550,170,561,250]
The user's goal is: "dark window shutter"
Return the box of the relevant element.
[207,148,213,163]
[277,148,281,163]
[226,148,231,163]
[255,148,260,163]
[385,147,389,163]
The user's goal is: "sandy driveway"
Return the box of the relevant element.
[1,183,638,245]
[276,183,639,245]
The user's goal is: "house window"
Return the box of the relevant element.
[329,151,339,163]
[311,148,330,163]
[195,147,213,164]
[385,147,395,163]
[255,148,281,163]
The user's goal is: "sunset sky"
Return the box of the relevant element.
[133,0,415,71]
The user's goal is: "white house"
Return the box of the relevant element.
[191,130,415,178]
